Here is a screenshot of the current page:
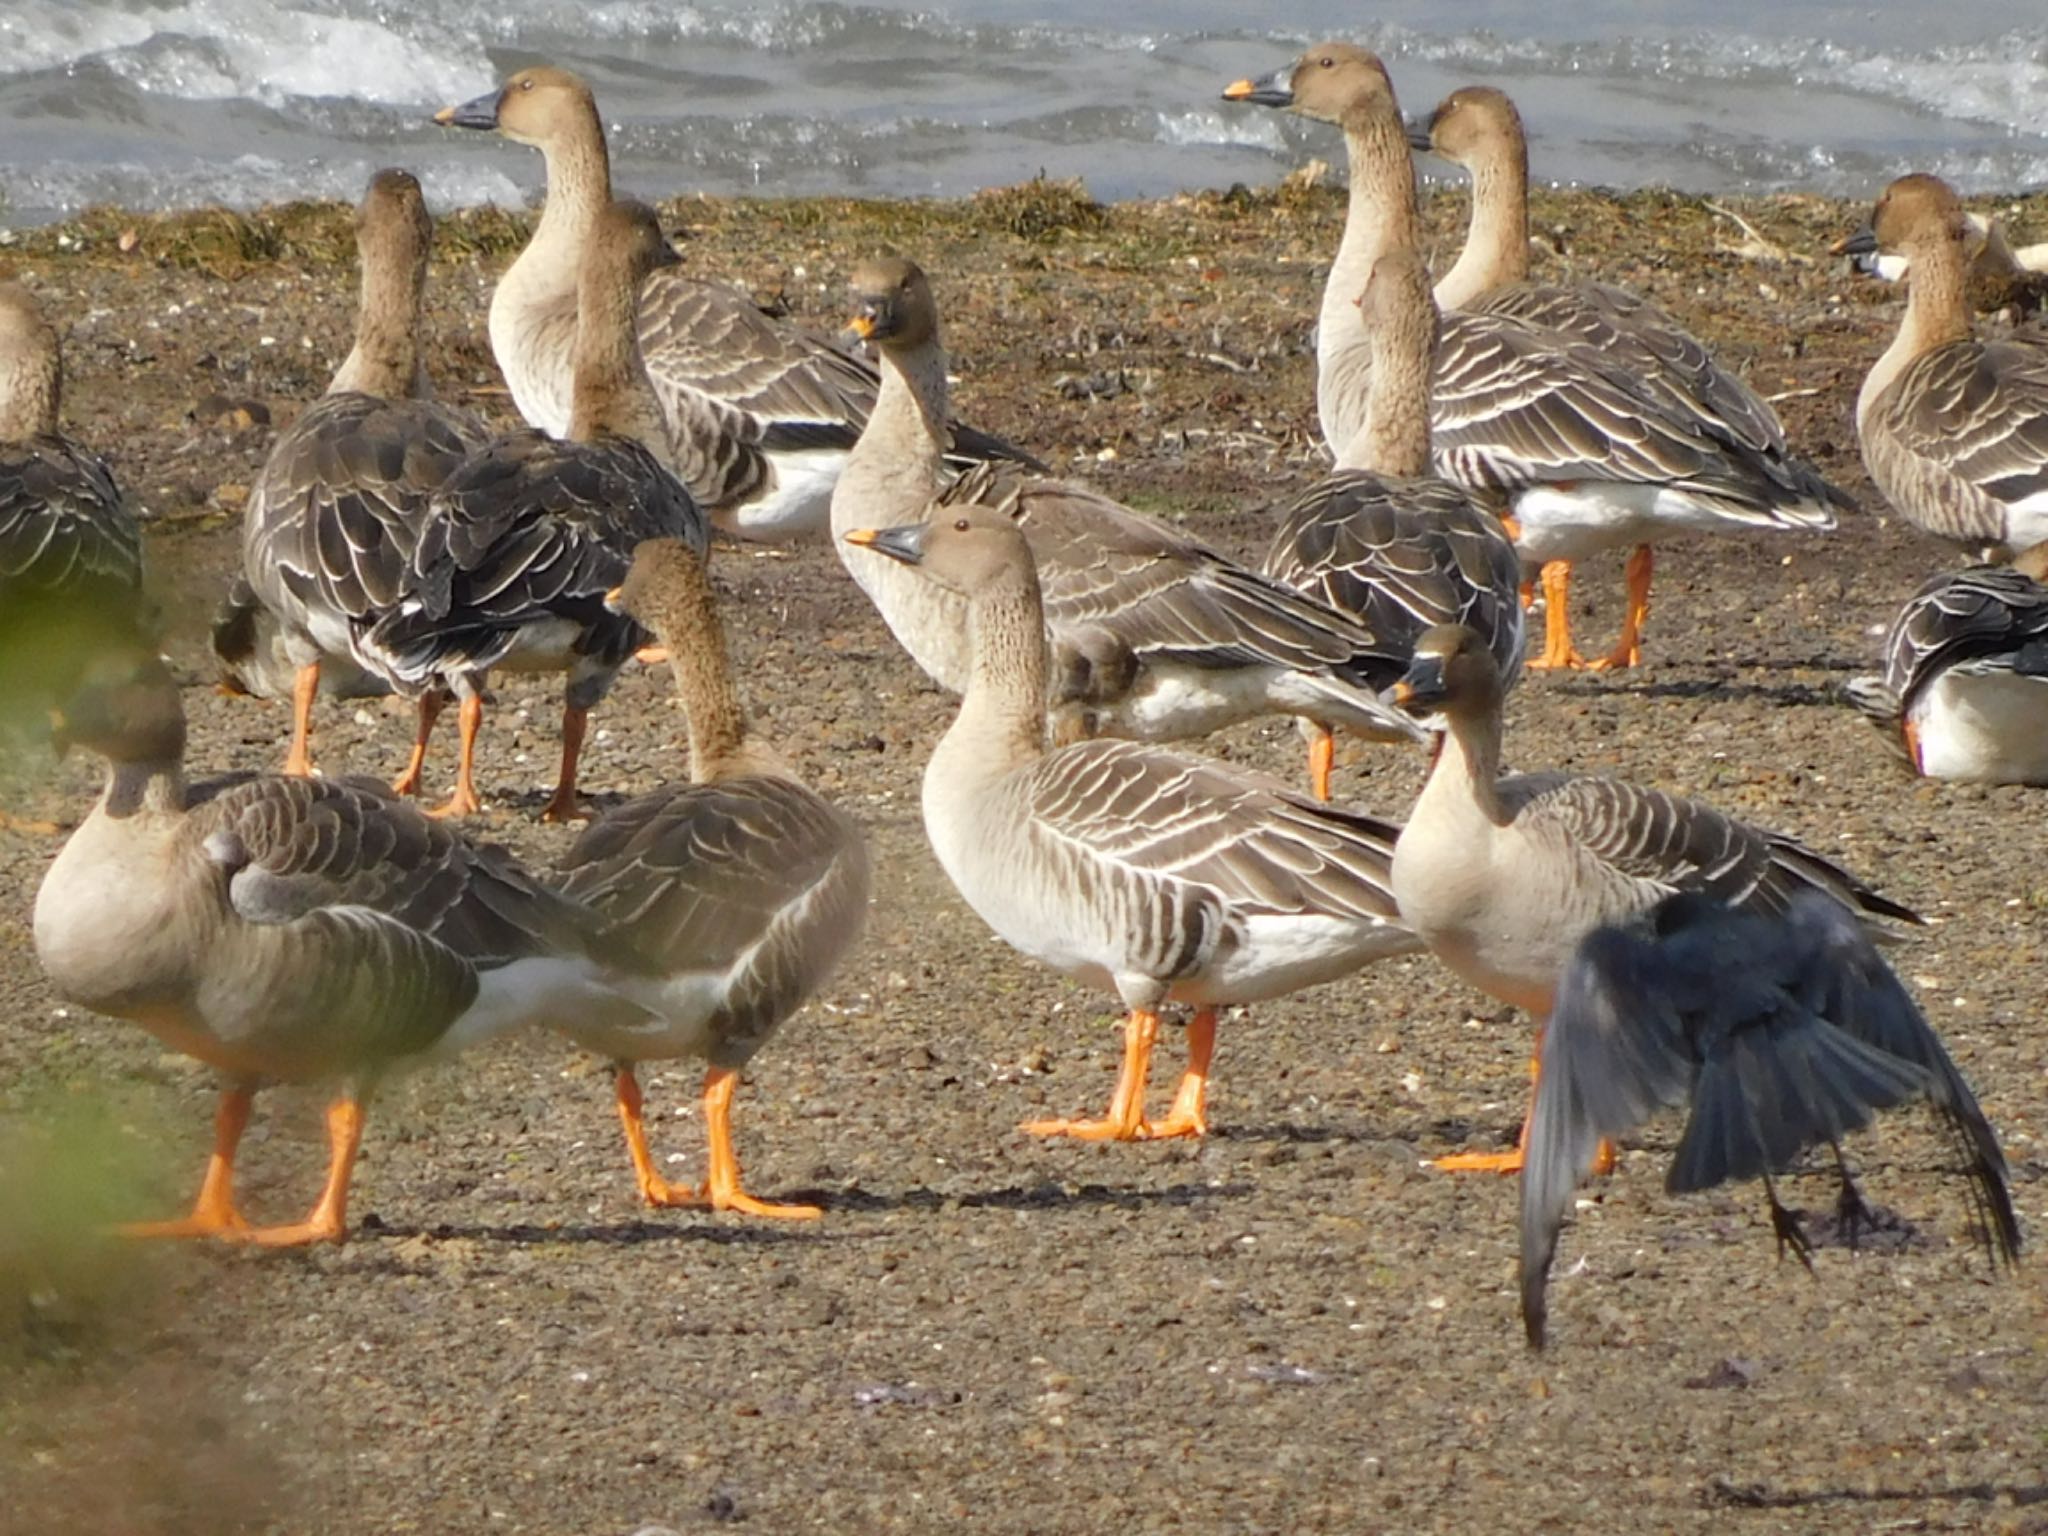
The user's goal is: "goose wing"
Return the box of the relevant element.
[556,778,871,1047]
[1432,310,1835,528]
[0,433,140,599]
[1868,561,2048,717]
[1873,334,2048,540]
[1505,772,1921,927]
[245,392,487,633]
[1262,469,1525,685]
[361,430,706,684]
[1023,739,1410,928]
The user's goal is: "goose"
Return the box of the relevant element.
[1386,624,1921,1174]
[1847,207,2048,291]
[834,255,1425,757]
[1259,245,1524,799]
[210,573,388,705]
[32,648,618,1245]
[238,168,489,786]
[550,538,870,1218]
[1841,174,2048,554]
[1520,890,2019,1349]
[361,198,709,820]
[1224,47,1840,671]
[431,66,1037,540]
[0,281,145,832]
[842,510,1420,1142]
[1845,542,2048,783]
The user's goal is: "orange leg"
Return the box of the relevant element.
[613,1066,820,1219]
[389,692,446,798]
[1433,1030,1615,1176]
[1901,717,1923,775]
[1525,561,1589,671]
[1588,544,1653,672]
[239,1098,365,1247]
[1142,1009,1216,1139]
[633,645,669,666]
[1307,723,1335,803]
[0,808,61,835]
[538,700,591,823]
[1022,1007,1158,1141]
[117,1085,255,1239]
[282,661,320,776]
[699,1066,820,1219]
[428,694,485,818]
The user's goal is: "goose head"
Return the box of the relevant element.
[1838,173,1969,267]
[355,167,431,281]
[606,536,711,633]
[843,506,1032,595]
[51,650,185,767]
[1408,85,1524,166]
[842,255,939,352]
[1388,624,1504,720]
[1222,42,1399,129]
[435,66,597,150]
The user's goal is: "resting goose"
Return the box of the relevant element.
[551,538,870,1218]
[361,199,709,820]
[1387,624,1920,1173]
[1846,542,2048,783]
[0,281,145,831]
[432,66,1036,540]
[1224,47,1839,671]
[834,256,1425,755]
[32,649,613,1245]
[1259,246,1524,799]
[1520,891,2019,1349]
[239,168,489,785]
[843,510,1420,1142]
[1843,174,2048,554]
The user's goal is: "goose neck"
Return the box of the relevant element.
[940,568,1049,779]
[1325,109,1421,360]
[0,346,59,440]
[328,249,428,399]
[1337,297,1435,477]
[1863,234,1974,422]
[100,758,188,821]
[1434,154,1530,310]
[566,265,667,452]
[836,336,951,532]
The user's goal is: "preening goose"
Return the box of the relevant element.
[1225,47,1838,671]
[843,510,1420,1143]
[1259,246,1524,799]
[1387,624,1920,1174]
[433,66,1036,540]
[32,650,614,1245]
[1520,891,2020,1349]
[0,281,145,832]
[238,168,489,785]
[1845,542,2048,783]
[1844,174,2048,554]
[834,256,1425,755]
[552,538,870,1219]
[361,199,709,820]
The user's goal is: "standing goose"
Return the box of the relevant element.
[32,649,617,1245]
[551,539,870,1218]
[1408,85,1852,666]
[1387,625,1921,1173]
[0,281,145,831]
[432,66,1036,540]
[1520,891,2019,1348]
[1846,542,2048,783]
[834,256,1425,755]
[1259,246,1524,799]
[1224,47,1839,671]
[843,510,1420,1142]
[239,168,489,785]
[361,199,709,820]
[1843,174,2048,554]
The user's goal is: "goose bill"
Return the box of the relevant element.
[434,90,502,130]
[1390,655,1448,711]
[843,524,928,565]
[1832,223,1878,258]
[1221,68,1293,108]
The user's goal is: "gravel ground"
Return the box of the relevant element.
[0,183,2044,1535]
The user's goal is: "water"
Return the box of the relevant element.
[1,0,2045,225]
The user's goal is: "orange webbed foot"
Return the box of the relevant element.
[115,1209,252,1241]
[1430,1147,1527,1175]
[538,790,593,824]
[428,786,483,819]
[1019,1114,1148,1142]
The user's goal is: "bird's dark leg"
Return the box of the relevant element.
[1760,1166,1815,1277]
[1830,1142,1875,1253]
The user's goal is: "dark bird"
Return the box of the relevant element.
[1520,890,2021,1348]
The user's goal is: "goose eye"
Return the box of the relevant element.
[519,77,535,91]
[1318,55,1334,68]
[953,518,970,533]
